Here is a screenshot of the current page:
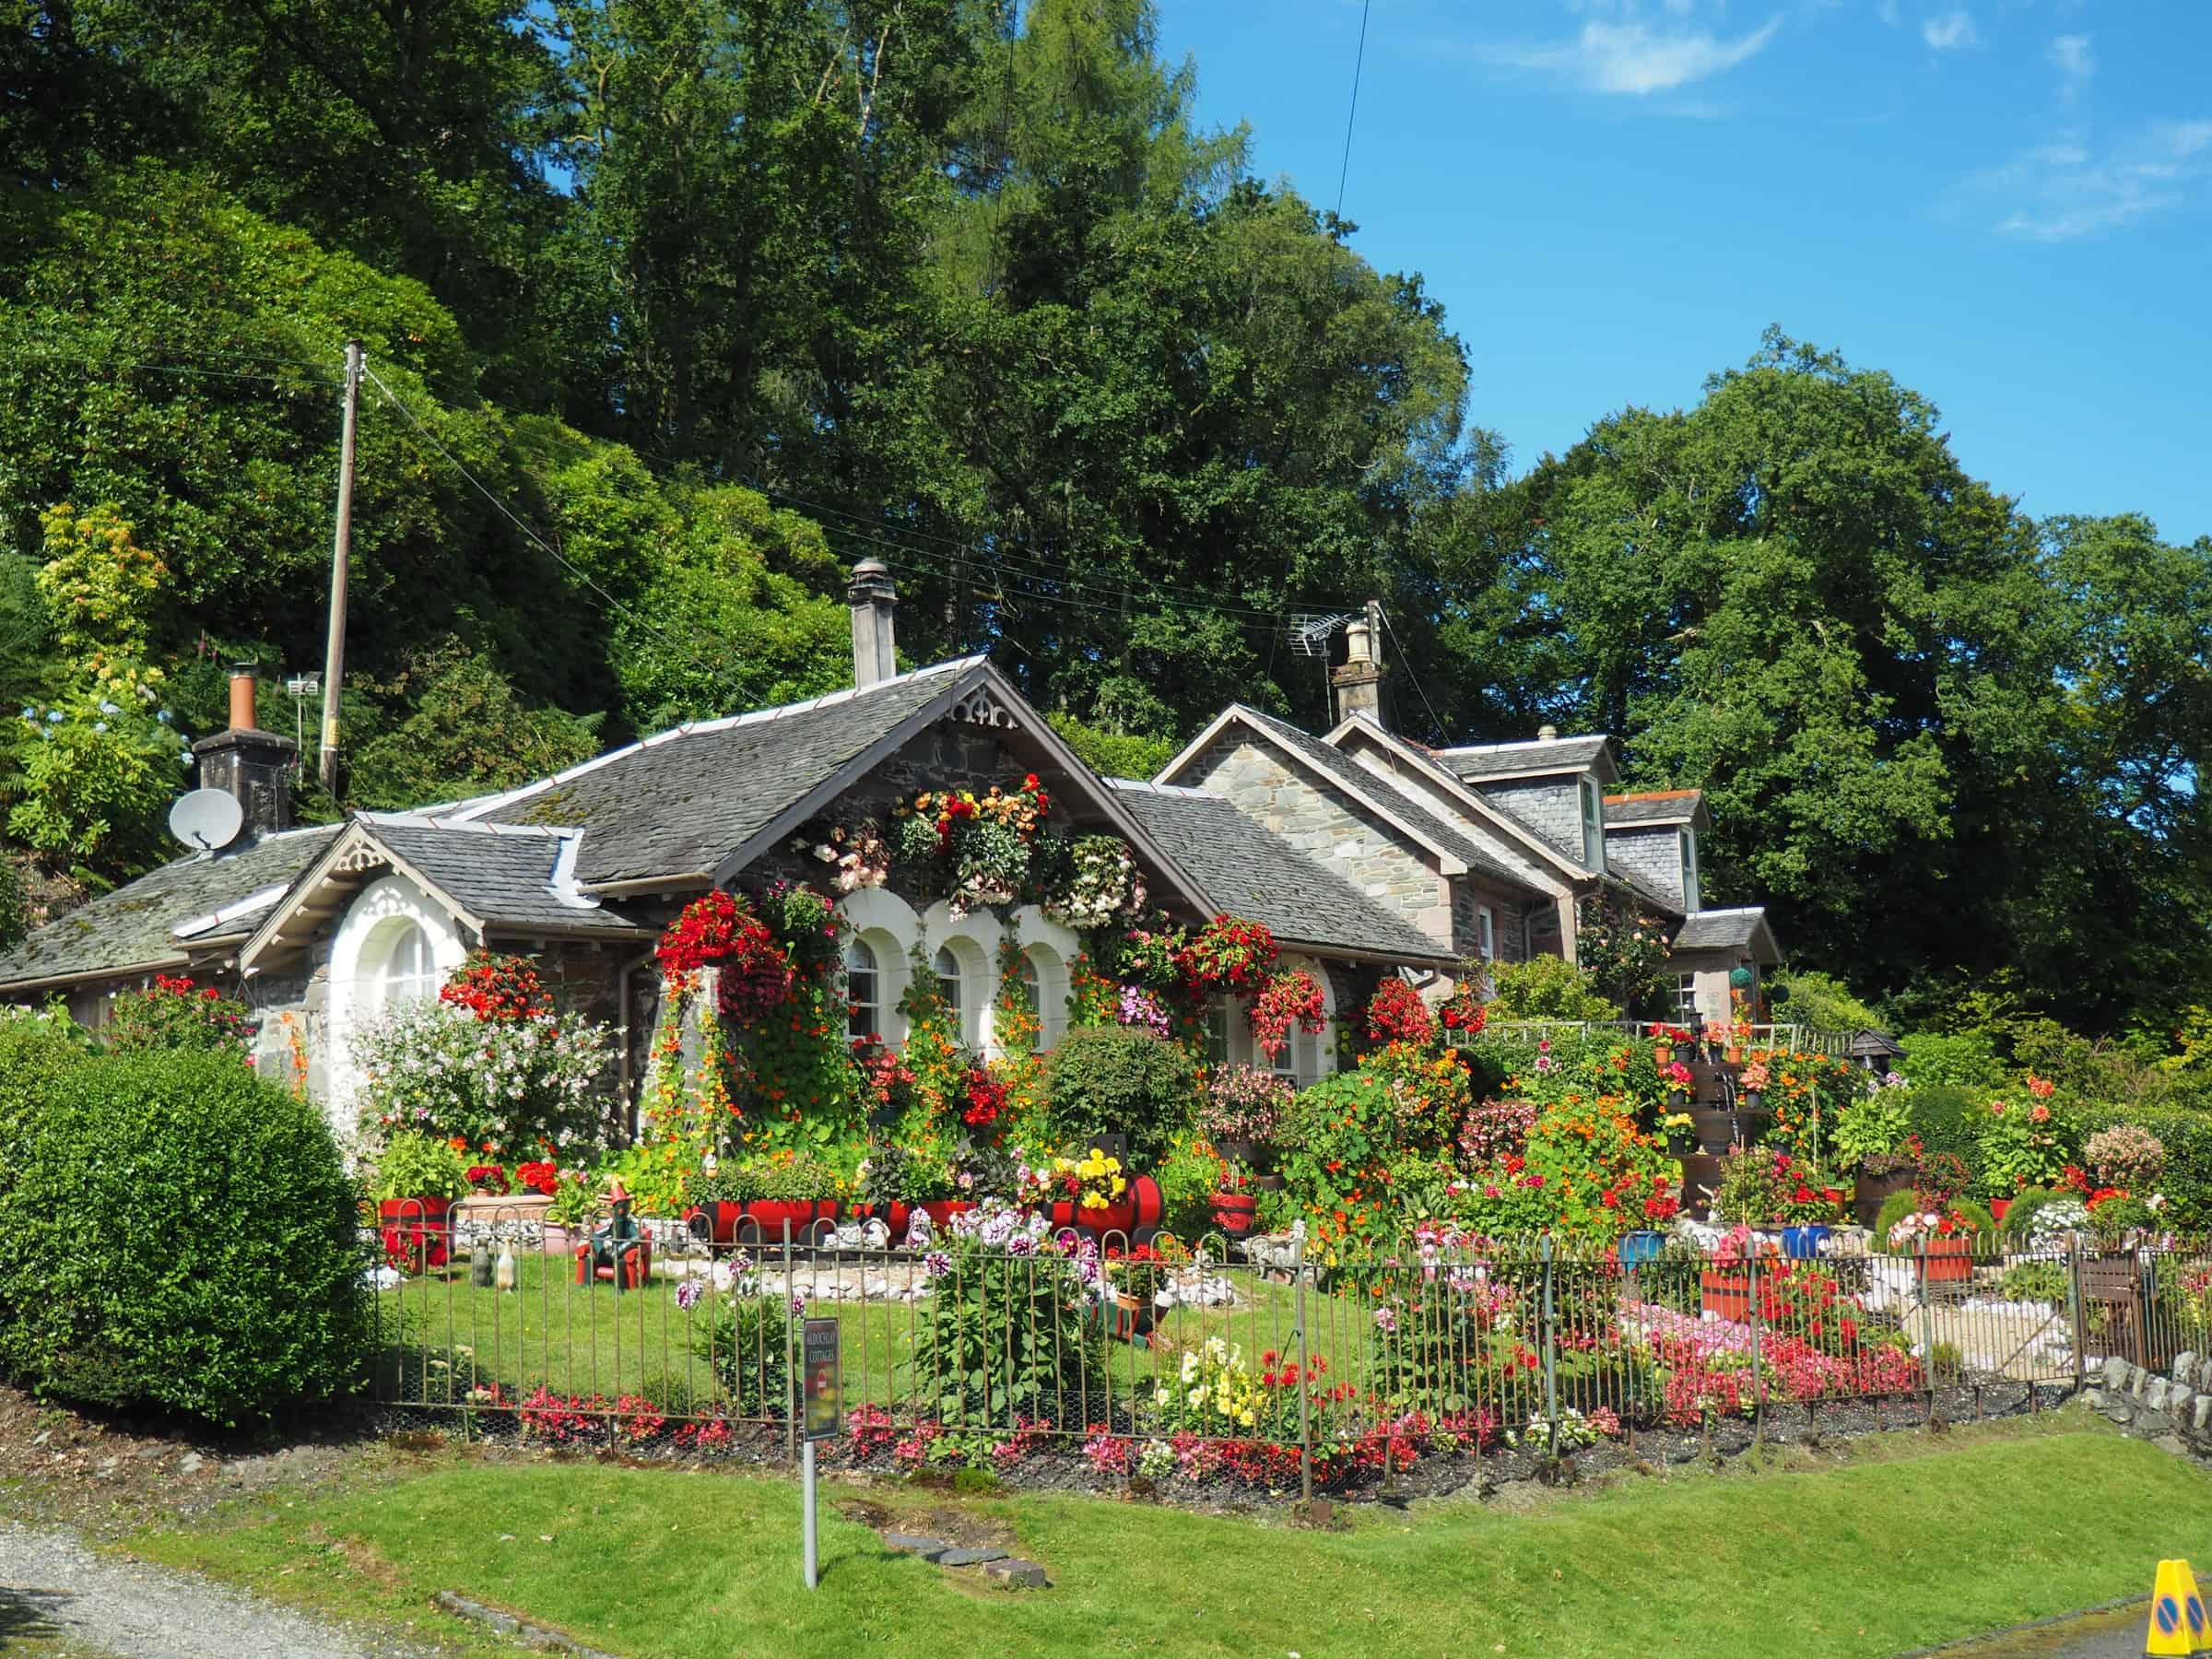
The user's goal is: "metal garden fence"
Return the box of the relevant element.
[367,1205,2212,1500]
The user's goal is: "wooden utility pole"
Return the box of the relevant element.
[319,339,362,799]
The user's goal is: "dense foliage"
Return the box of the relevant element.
[3,1,2206,1038]
[0,1048,371,1422]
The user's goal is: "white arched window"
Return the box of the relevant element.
[932,946,965,1037]
[371,919,440,1011]
[1267,955,1339,1088]
[1015,942,1069,1053]
[845,935,882,1040]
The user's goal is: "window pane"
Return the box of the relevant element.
[845,935,878,1039]
[1205,1000,1230,1066]
[933,947,963,1031]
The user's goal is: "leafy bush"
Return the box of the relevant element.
[1898,1030,2005,1092]
[106,973,249,1053]
[1044,1023,1196,1167]
[910,1206,1100,1426]
[0,1008,90,1191]
[1902,1084,1983,1166]
[1485,956,1619,1021]
[688,1293,793,1418]
[2000,1185,2065,1238]
[0,852,25,950]
[370,1131,471,1201]
[1768,969,1885,1038]
[2070,1103,2212,1229]
[0,1049,371,1422]
[1153,1135,1224,1240]
[352,995,615,1159]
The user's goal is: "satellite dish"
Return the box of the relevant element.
[169,788,244,853]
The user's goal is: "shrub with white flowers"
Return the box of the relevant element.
[353,998,614,1159]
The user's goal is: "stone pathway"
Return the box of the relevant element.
[0,1522,431,1658]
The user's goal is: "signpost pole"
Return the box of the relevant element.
[799,1316,840,1591]
[802,1440,818,1590]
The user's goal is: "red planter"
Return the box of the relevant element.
[919,1199,976,1230]
[1209,1193,1257,1237]
[1700,1270,1753,1321]
[685,1200,745,1245]
[745,1199,818,1241]
[1990,1198,2013,1222]
[378,1197,453,1274]
[867,1200,911,1240]
[1079,1194,1138,1237]
[1918,1237,1974,1284]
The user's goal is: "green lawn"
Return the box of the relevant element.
[125,1417,2212,1658]
[377,1249,1315,1417]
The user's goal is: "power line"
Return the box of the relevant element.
[1379,602,1451,746]
[1334,0,1373,220]
[356,359,747,704]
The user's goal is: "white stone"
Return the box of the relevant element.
[2175,1351,2199,1384]
[2146,1378,2171,1411]
[2194,1395,2212,1432]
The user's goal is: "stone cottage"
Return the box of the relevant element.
[0,562,1778,1136]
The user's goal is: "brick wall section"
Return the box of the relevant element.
[1476,777,1585,863]
[1606,825,1687,910]
[1184,735,1452,947]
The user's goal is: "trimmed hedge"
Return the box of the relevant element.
[1902,1084,1983,1166]
[0,1010,90,1182]
[0,1049,371,1423]
[1045,1024,1197,1168]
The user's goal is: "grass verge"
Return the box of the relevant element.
[124,1416,2212,1659]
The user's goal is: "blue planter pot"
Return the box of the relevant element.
[1781,1224,1831,1260]
[1618,1230,1665,1268]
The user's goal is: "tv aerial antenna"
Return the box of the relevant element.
[284,672,321,751]
[1288,612,1354,719]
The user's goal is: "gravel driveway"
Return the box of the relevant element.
[0,1521,429,1658]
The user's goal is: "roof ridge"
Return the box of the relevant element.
[446,655,988,826]
[1605,787,1700,803]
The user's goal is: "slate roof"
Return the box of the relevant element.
[0,826,342,989]
[360,819,646,935]
[1672,907,1771,952]
[1230,708,1539,890]
[1609,865,1687,918]
[1436,735,1614,781]
[1109,782,1455,964]
[464,658,983,886]
[1604,789,1704,827]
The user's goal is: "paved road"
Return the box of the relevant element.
[0,1521,427,1658]
[1922,1603,2148,1658]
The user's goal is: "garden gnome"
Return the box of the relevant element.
[495,1238,519,1293]
[590,1176,639,1277]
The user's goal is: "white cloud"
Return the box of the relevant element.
[1485,16,1784,95]
[2048,33,2094,103]
[1983,120,2212,240]
[1923,10,1980,50]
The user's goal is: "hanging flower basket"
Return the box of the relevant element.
[1249,969,1326,1062]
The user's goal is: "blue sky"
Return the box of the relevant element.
[1154,0,2212,544]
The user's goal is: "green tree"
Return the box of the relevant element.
[348,639,602,810]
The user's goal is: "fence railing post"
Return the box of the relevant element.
[782,1220,797,1465]
[2066,1232,2087,1396]
[1746,1241,1762,1446]
[1540,1233,1559,1457]
[1291,1223,1313,1507]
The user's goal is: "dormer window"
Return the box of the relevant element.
[1679,829,1700,912]
[1580,776,1606,873]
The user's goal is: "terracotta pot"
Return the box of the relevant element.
[1209,1193,1257,1237]
[1917,1236,1974,1284]
[1700,1269,1754,1321]
[1653,1043,1675,1067]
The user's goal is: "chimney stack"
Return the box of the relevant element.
[1331,602,1390,729]
[192,663,296,838]
[848,559,897,688]
[1538,724,1559,741]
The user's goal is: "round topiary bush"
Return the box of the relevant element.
[1044,1023,1198,1168]
[0,1048,371,1423]
[2001,1184,2063,1238]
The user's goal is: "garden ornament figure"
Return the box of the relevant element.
[591,1178,639,1275]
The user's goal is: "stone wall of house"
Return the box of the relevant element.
[1475,777,1584,863]
[1340,744,1565,892]
[1606,825,1687,911]
[1183,735,1453,946]
[1448,876,1534,966]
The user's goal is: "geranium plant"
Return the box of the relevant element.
[107,973,249,1055]
[1198,1065,1293,1147]
[1249,968,1325,1062]
[440,952,553,1022]
[655,889,793,1020]
[1364,979,1435,1047]
[1182,914,1279,997]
